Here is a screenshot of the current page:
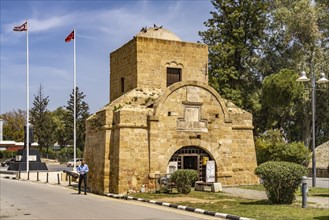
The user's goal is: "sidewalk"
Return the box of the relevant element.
[222,187,329,209]
[0,170,77,186]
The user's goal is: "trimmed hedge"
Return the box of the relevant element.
[255,161,308,204]
[170,169,198,194]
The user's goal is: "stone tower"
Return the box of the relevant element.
[84,27,259,194]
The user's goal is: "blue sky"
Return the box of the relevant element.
[0,0,213,115]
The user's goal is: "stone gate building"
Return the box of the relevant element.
[84,27,259,194]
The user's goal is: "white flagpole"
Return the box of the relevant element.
[73,29,77,171]
[26,21,30,173]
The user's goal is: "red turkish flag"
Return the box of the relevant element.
[65,30,74,42]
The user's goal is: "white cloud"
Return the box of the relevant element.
[28,15,75,32]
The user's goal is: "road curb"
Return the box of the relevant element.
[104,193,254,220]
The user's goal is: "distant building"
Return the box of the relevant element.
[84,27,259,194]
[0,141,38,152]
[0,119,38,153]
[309,141,329,178]
[0,141,24,151]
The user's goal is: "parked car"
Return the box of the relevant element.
[1,158,15,167]
[66,158,83,167]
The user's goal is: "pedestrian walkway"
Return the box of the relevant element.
[222,187,329,209]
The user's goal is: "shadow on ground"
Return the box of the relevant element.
[239,200,271,205]
[314,216,329,220]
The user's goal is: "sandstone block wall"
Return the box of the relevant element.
[110,40,137,102]
[110,37,208,102]
[135,37,208,89]
[85,29,259,194]
[85,84,259,194]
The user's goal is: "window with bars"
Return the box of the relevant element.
[167,68,181,87]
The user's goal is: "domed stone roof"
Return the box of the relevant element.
[136,26,182,41]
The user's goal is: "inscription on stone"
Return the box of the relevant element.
[187,86,200,102]
[177,104,208,132]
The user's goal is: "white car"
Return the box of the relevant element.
[66,158,83,167]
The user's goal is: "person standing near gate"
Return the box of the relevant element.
[77,160,89,195]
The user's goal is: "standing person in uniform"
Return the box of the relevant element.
[77,160,89,195]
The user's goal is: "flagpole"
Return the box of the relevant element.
[73,29,77,171]
[26,21,30,173]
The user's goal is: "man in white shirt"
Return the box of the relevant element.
[77,160,89,195]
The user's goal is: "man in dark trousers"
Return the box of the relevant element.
[77,160,89,195]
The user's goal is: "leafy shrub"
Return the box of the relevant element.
[255,129,310,166]
[255,161,308,204]
[0,150,17,159]
[170,169,198,194]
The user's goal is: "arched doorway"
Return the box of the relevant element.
[168,146,214,181]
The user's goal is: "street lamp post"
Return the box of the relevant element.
[297,60,329,187]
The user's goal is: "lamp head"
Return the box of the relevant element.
[316,72,329,84]
[297,71,310,82]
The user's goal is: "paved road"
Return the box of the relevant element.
[0,178,220,220]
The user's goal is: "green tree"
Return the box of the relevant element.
[51,107,69,147]
[199,0,270,112]
[258,69,305,140]
[200,0,329,145]
[1,109,26,141]
[64,87,90,151]
[262,0,329,146]
[316,0,329,145]
[30,85,56,153]
[315,87,329,145]
[255,129,310,166]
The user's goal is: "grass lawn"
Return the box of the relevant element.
[307,187,329,197]
[131,188,329,220]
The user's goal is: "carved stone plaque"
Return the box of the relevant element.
[187,86,200,102]
[177,104,208,132]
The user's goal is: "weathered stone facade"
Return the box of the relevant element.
[84,27,259,194]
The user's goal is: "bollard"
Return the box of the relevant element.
[69,175,71,186]
[301,176,308,208]
[37,172,39,181]
[46,172,49,183]
[57,173,60,184]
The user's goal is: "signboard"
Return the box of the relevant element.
[166,161,178,174]
[206,160,215,183]
[28,155,37,161]
[15,155,37,162]
[16,155,22,161]
[202,157,209,165]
